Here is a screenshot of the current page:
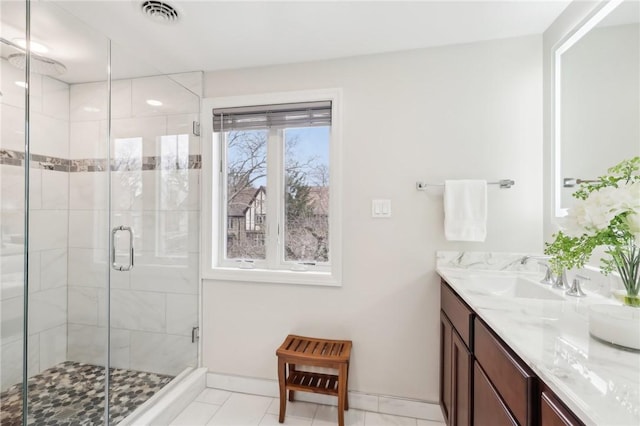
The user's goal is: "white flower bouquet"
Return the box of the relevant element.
[545,157,640,306]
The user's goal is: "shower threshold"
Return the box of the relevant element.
[0,361,173,425]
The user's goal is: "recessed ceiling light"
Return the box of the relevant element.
[146,99,163,106]
[83,106,101,113]
[12,38,49,54]
[15,81,28,88]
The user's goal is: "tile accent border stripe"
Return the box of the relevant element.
[0,149,202,172]
[0,149,70,171]
[205,372,445,422]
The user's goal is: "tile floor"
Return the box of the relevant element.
[170,388,445,426]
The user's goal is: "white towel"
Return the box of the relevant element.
[444,180,487,242]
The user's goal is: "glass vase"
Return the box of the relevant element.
[611,242,640,308]
[622,294,640,308]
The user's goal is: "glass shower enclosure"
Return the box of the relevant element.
[0,1,201,423]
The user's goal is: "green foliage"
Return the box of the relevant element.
[544,232,597,272]
[573,156,640,200]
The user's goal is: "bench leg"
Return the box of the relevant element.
[345,362,350,411]
[288,364,296,402]
[338,364,347,426]
[278,358,287,423]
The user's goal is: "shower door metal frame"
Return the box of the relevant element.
[104,39,112,425]
[21,1,32,425]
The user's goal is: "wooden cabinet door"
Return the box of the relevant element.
[451,330,472,426]
[475,318,536,426]
[541,391,584,426]
[473,362,518,426]
[440,312,453,425]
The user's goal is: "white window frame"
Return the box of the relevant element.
[201,89,343,286]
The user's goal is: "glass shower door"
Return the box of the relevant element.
[1,2,200,422]
[0,2,27,424]
[9,1,112,424]
[107,41,201,421]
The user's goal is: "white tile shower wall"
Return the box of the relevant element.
[168,71,204,99]
[39,324,67,372]
[0,122,26,389]
[0,63,70,390]
[67,324,129,369]
[70,120,105,160]
[129,331,196,376]
[69,81,109,123]
[132,76,200,117]
[0,104,26,152]
[30,111,69,159]
[1,57,31,113]
[67,73,200,376]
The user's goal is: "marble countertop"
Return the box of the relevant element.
[436,251,640,426]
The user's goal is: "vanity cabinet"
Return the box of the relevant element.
[474,318,536,426]
[473,361,517,426]
[440,282,474,426]
[540,387,584,426]
[439,279,584,426]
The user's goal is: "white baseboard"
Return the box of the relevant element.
[206,372,444,422]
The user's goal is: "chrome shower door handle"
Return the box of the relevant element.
[111,226,134,271]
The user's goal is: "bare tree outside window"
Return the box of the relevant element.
[284,127,330,263]
[224,126,330,264]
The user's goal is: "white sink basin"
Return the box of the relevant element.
[468,275,565,301]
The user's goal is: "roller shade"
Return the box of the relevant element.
[213,101,331,132]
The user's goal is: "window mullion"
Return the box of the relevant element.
[265,128,281,269]
[219,131,228,265]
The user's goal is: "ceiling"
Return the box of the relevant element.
[1,1,573,84]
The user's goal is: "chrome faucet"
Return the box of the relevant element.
[566,274,589,297]
[520,255,554,285]
[520,254,551,265]
[552,269,569,290]
[537,263,555,285]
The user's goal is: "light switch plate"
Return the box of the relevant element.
[372,199,391,218]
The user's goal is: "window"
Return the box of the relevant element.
[202,90,342,286]
[218,102,330,268]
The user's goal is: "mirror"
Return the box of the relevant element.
[554,0,640,217]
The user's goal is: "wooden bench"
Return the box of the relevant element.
[276,335,352,426]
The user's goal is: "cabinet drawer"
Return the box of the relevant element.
[473,362,517,426]
[441,280,474,347]
[541,390,584,426]
[474,318,536,426]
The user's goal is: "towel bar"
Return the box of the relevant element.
[416,179,515,190]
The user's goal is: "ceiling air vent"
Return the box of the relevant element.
[140,0,180,24]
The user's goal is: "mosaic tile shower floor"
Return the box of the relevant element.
[0,361,173,425]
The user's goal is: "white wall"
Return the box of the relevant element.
[201,35,543,401]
